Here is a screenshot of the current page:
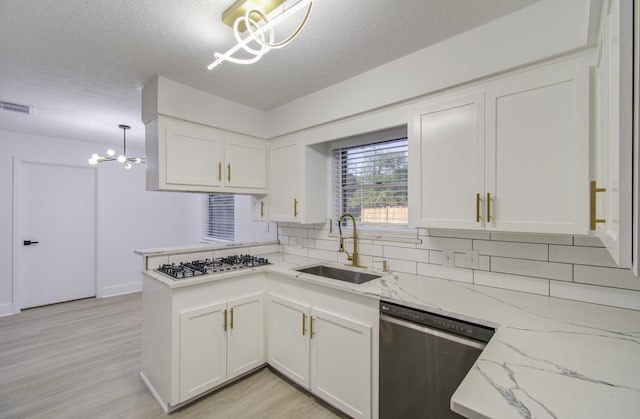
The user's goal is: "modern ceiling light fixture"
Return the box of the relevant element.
[88,124,145,169]
[207,0,313,70]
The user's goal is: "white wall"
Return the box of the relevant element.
[0,130,202,315]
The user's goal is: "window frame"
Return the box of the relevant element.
[202,194,235,243]
[330,126,414,237]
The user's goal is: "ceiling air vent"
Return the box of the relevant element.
[0,100,34,115]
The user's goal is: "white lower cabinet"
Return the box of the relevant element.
[141,274,265,411]
[179,301,227,401]
[267,277,377,419]
[142,271,377,417]
[178,293,264,403]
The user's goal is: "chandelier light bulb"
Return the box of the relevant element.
[87,124,145,169]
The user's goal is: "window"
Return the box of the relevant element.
[203,194,235,242]
[332,131,408,229]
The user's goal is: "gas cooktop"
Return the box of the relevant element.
[156,255,270,280]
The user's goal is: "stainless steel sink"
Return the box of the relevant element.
[295,264,381,284]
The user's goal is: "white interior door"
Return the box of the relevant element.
[16,160,96,309]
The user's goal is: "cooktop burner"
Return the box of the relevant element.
[156,254,270,280]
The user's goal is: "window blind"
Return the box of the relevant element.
[332,137,409,227]
[203,194,235,242]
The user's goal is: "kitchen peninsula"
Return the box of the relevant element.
[137,243,640,419]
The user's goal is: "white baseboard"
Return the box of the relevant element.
[140,372,170,413]
[0,303,17,317]
[98,281,142,298]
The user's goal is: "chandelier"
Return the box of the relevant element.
[88,124,145,169]
[207,0,313,70]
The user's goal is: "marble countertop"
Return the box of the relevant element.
[142,252,640,418]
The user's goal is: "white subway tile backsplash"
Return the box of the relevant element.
[282,245,308,257]
[478,256,491,271]
[358,243,384,257]
[491,257,572,282]
[278,222,636,311]
[308,248,338,262]
[549,246,617,267]
[573,265,640,291]
[375,240,419,248]
[490,232,572,245]
[383,246,428,262]
[429,229,491,240]
[281,227,308,238]
[474,240,548,260]
[385,258,417,275]
[314,239,339,252]
[417,263,473,283]
[249,244,279,255]
[572,236,605,247]
[550,281,640,311]
[418,237,473,251]
[307,228,332,240]
[474,271,550,296]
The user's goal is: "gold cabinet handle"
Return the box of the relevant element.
[486,192,492,222]
[223,309,227,332]
[230,307,234,330]
[476,193,481,223]
[293,199,298,217]
[217,162,222,181]
[260,201,265,218]
[309,316,315,339]
[302,313,307,336]
[590,181,606,230]
[227,163,231,182]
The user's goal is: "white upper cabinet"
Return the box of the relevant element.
[409,93,485,229]
[145,116,267,194]
[485,63,589,234]
[268,139,327,223]
[410,56,590,235]
[591,0,634,268]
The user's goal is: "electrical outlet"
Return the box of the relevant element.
[458,250,479,269]
[290,237,303,248]
[442,249,454,267]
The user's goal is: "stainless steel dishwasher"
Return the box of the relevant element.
[379,301,494,418]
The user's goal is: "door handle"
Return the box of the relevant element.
[23,240,39,246]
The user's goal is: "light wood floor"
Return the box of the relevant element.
[0,293,348,419]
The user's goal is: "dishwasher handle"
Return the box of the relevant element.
[381,313,488,351]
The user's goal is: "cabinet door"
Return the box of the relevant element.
[179,301,227,402]
[592,0,633,268]
[227,293,264,380]
[225,138,266,189]
[267,294,310,388]
[409,93,485,229]
[310,307,371,419]
[485,66,589,234]
[269,142,300,222]
[165,125,224,188]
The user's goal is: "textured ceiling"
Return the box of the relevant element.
[0,0,540,147]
